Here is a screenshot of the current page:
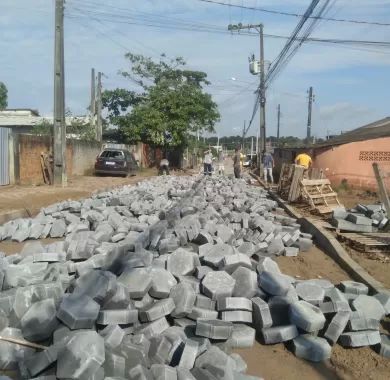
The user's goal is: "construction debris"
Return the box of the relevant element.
[331,203,389,232]
[0,175,389,380]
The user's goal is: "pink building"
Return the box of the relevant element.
[312,118,390,190]
[273,118,390,190]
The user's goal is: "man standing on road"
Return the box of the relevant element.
[233,146,241,179]
[203,150,213,176]
[159,156,169,175]
[294,151,312,169]
[217,150,225,175]
[263,151,274,184]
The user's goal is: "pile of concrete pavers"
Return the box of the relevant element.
[331,203,389,232]
[0,175,389,380]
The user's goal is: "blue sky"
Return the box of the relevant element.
[1,0,390,138]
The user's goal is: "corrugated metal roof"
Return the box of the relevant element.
[315,117,390,148]
[0,115,90,128]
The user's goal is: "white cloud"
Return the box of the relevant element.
[0,0,389,137]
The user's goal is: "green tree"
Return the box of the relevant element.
[0,82,8,110]
[103,53,220,146]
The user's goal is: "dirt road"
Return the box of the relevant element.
[235,246,390,380]
[0,174,389,380]
[0,170,156,216]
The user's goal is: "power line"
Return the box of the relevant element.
[193,0,390,27]
[65,9,390,51]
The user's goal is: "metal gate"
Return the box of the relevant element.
[0,128,10,186]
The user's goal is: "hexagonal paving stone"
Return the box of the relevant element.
[202,271,236,301]
[57,294,100,330]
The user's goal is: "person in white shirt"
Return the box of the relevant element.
[217,150,225,175]
[159,156,169,175]
[203,150,213,176]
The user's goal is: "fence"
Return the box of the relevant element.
[0,128,10,186]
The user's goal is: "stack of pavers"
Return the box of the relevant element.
[331,203,388,232]
[0,175,389,380]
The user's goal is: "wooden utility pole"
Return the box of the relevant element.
[277,104,281,143]
[307,86,314,143]
[90,68,96,131]
[53,0,66,186]
[373,163,390,218]
[96,72,102,142]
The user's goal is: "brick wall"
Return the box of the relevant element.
[15,134,101,185]
[17,134,51,185]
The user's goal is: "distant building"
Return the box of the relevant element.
[0,109,41,133]
[0,108,90,134]
[273,117,390,190]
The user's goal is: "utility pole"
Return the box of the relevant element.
[251,137,254,156]
[307,86,314,143]
[96,72,102,142]
[259,24,266,159]
[241,120,246,151]
[90,68,96,131]
[228,23,265,168]
[277,104,281,144]
[53,0,66,186]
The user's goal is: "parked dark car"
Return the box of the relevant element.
[95,148,138,177]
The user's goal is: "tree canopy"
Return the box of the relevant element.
[0,82,8,110]
[103,53,220,147]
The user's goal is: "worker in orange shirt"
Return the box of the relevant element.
[294,151,312,169]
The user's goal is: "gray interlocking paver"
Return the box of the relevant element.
[289,301,326,332]
[202,271,236,301]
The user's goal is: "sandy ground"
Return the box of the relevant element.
[0,169,158,215]
[236,246,390,380]
[336,190,379,210]
[346,247,390,289]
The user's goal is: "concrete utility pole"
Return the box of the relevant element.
[259,24,266,158]
[53,0,66,186]
[96,71,102,142]
[277,104,281,143]
[307,86,314,143]
[241,120,246,150]
[228,23,265,168]
[90,68,96,130]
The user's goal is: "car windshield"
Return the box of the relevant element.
[246,155,252,160]
[100,150,124,158]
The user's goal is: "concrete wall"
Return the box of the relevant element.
[14,134,101,185]
[70,139,102,175]
[312,137,390,190]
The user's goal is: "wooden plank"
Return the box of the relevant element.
[372,163,390,219]
[301,179,331,186]
[0,336,47,350]
[308,192,338,199]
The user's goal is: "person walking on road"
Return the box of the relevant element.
[217,150,225,175]
[233,146,241,179]
[263,152,274,184]
[203,150,213,176]
[294,151,312,169]
[159,156,170,175]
